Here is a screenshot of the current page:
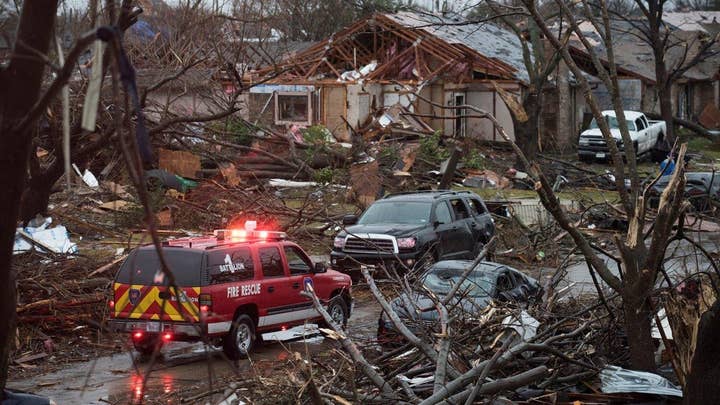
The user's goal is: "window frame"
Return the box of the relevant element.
[467,198,487,216]
[258,246,287,278]
[449,198,470,220]
[283,245,313,275]
[433,201,453,224]
[274,91,312,125]
[207,248,256,285]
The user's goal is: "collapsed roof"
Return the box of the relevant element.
[250,11,529,85]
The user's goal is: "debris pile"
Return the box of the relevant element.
[12,253,120,374]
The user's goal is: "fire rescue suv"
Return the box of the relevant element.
[107,222,352,359]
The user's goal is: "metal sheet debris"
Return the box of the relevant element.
[600,365,683,397]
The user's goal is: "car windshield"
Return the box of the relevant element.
[422,266,495,297]
[358,201,432,225]
[589,116,636,131]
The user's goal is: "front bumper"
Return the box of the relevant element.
[578,140,624,159]
[107,319,203,337]
[330,250,421,272]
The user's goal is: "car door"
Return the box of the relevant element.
[433,200,467,259]
[206,247,258,328]
[257,245,295,328]
[448,198,475,255]
[282,244,319,323]
[634,117,647,152]
[466,197,495,246]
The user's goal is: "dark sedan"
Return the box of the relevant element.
[648,172,720,211]
[377,260,541,343]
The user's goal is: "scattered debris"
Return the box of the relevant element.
[13,217,77,255]
[72,163,99,188]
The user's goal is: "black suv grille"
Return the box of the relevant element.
[344,237,395,253]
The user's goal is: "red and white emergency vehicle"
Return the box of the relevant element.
[107,222,352,359]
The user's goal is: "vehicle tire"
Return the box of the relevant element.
[133,335,162,356]
[321,296,348,329]
[651,134,667,163]
[632,141,640,160]
[223,314,256,360]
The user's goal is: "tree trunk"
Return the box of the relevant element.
[622,294,657,371]
[0,3,58,394]
[654,43,674,144]
[684,299,720,404]
[514,92,540,167]
[658,83,674,145]
[20,165,64,224]
[556,61,573,152]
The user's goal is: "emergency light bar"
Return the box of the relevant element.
[214,227,287,241]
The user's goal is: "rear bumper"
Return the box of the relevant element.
[107,319,203,337]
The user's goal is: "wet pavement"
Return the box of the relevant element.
[8,293,381,404]
[552,231,720,297]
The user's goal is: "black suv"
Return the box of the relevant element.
[330,190,495,275]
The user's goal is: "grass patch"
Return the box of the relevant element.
[685,136,720,162]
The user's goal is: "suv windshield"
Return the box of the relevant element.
[116,249,204,286]
[358,201,432,225]
[589,116,636,131]
[422,266,495,297]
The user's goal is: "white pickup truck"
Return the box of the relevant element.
[578,111,666,162]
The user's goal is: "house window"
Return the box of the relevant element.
[677,84,693,120]
[275,91,311,125]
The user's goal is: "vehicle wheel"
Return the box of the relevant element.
[651,135,667,163]
[321,296,348,329]
[223,314,256,360]
[632,141,640,160]
[133,335,162,356]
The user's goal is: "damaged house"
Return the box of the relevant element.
[242,11,529,142]
[555,16,720,136]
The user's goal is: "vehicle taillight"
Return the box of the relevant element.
[108,300,115,310]
[199,293,212,314]
[133,331,144,340]
[162,332,173,342]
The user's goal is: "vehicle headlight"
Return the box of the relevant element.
[397,237,416,249]
[579,138,589,146]
[333,236,346,249]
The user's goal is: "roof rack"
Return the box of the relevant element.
[383,190,472,199]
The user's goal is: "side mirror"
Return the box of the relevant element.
[433,220,442,228]
[342,214,358,225]
[313,262,327,273]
